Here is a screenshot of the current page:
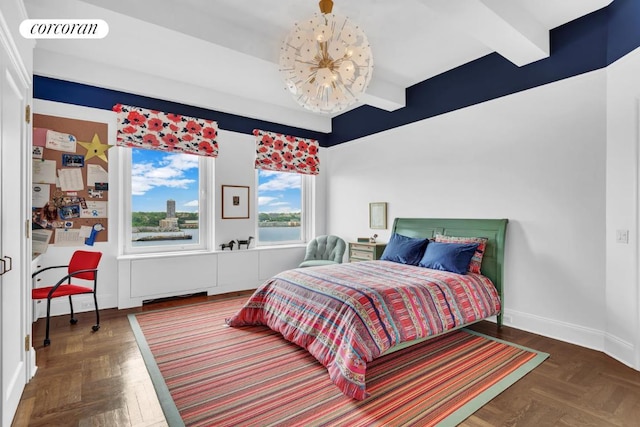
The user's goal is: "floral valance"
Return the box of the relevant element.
[113,104,218,157]
[254,129,319,175]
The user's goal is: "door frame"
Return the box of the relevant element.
[0,5,35,426]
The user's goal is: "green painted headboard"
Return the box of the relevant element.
[392,218,508,325]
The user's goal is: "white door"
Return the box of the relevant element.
[0,47,28,427]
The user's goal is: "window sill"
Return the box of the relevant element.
[117,244,306,261]
[118,249,213,261]
[253,243,307,250]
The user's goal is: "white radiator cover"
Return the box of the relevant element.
[117,246,305,308]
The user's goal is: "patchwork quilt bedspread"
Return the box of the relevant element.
[225,260,501,400]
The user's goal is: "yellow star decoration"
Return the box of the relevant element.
[78,133,112,163]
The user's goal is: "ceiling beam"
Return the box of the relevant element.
[419,0,550,67]
[360,76,406,112]
[79,0,407,112]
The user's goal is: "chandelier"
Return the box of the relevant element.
[279,0,374,114]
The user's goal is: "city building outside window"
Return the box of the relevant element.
[124,148,211,253]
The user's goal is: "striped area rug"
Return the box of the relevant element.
[129,297,548,427]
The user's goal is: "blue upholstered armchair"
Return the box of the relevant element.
[298,235,347,268]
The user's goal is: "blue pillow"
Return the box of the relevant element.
[380,233,429,265]
[418,241,479,274]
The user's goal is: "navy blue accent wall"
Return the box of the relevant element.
[33,76,329,145]
[34,0,640,148]
[327,4,615,146]
[607,0,640,64]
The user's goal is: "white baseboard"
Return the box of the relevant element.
[504,308,636,370]
[33,293,116,319]
[604,332,637,370]
[28,348,37,380]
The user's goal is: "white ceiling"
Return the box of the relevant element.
[24,0,612,131]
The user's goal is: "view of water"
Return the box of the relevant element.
[131,227,300,247]
[259,226,301,242]
[132,228,200,247]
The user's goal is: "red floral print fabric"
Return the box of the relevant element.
[254,129,319,175]
[113,104,218,157]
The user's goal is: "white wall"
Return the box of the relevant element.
[213,127,328,246]
[32,103,318,314]
[31,100,120,317]
[606,46,640,368]
[215,130,258,246]
[326,70,610,354]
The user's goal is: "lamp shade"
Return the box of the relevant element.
[279,12,373,114]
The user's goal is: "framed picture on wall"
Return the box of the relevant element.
[369,202,387,229]
[222,185,250,219]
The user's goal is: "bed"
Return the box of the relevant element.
[226,218,508,400]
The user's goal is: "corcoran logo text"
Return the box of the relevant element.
[20,19,109,39]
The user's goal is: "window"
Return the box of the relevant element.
[256,170,311,245]
[123,148,212,253]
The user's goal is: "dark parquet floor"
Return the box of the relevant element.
[13,292,640,426]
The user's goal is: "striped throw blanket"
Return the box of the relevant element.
[226,260,501,400]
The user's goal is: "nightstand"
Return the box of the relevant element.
[348,242,386,262]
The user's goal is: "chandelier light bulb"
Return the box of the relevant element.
[279,3,373,114]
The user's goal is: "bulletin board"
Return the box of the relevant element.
[32,114,110,248]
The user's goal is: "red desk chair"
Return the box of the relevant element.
[31,250,102,346]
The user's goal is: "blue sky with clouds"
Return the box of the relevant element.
[258,169,301,213]
[131,149,301,214]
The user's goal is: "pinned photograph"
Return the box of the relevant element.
[32,146,44,159]
[59,204,81,220]
[62,154,85,167]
